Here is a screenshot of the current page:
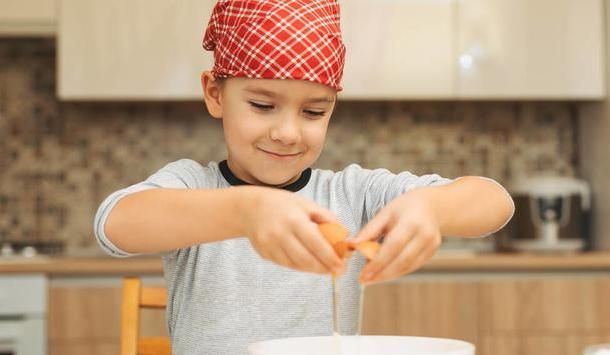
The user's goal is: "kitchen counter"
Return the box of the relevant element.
[0,255,164,275]
[1,252,610,275]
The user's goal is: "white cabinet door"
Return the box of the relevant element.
[0,0,56,35]
[456,0,605,99]
[57,0,605,100]
[58,0,215,100]
[339,0,456,100]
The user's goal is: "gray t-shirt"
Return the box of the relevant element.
[94,159,452,355]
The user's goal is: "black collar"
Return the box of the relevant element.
[218,160,311,192]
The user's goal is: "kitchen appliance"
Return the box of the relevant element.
[0,240,64,259]
[0,274,47,355]
[499,175,591,253]
[249,336,475,355]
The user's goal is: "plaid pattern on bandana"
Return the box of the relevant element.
[203,0,346,91]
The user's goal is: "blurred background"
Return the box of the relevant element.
[1,1,609,355]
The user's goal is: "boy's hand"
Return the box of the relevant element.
[243,187,344,275]
[353,189,442,284]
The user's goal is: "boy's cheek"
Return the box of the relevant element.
[303,124,329,143]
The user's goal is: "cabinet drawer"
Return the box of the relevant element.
[0,274,46,316]
[480,277,610,332]
[48,285,167,341]
[362,280,479,344]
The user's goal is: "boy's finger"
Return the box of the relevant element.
[399,244,438,277]
[359,223,415,281]
[271,244,296,270]
[298,221,342,273]
[352,211,390,243]
[365,235,426,284]
[308,205,338,224]
[280,238,327,274]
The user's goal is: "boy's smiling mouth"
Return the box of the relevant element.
[258,147,302,159]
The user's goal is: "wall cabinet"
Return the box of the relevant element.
[0,0,56,36]
[57,0,215,100]
[363,276,610,355]
[339,0,455,100]
[456,0,605,99]
[57,0,604,100]
[341,0,605,100]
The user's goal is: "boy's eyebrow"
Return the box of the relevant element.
[244,86,334,104]
[304,96,335,104]
[244,86,278,98]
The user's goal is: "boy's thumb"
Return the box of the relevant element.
[309,206,338,224]
[353,213,388,243]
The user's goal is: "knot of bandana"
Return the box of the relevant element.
[203,0,346,91]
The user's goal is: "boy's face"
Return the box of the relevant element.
[202,72,337,187]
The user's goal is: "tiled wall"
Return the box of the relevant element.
[0,39,581,253]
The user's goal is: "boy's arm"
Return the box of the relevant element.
[101,185,343,274]
[414,176,514,237]
[104,187,253,254]
[355,176,514,284]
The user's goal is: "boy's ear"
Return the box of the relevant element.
[201,71,223,119]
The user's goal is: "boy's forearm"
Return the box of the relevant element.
[411,176,514,237]
[104,186,257,254]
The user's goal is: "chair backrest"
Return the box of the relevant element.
[121,277,171,355]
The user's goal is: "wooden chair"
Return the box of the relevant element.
[121,277,171,355]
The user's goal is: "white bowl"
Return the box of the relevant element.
[584,343,610,355]
[248,335,475,355]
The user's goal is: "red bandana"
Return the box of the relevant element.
[203,0,346,91]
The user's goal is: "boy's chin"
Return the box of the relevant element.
[256,171,302,188]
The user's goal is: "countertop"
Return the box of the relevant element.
[1,252,610,275]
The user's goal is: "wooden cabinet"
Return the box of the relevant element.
[480,277,610,333]
[0,0,56,36]
[59,0,458,100]
[48,282,166,355]
[57,0,215,100]
[45,273,610,355]
[362,280,480,345]
[478,335,608,355]
[456,0,605,99]
[339,0,455,100]
[342,0,604,100]
[363,276,610,355]
[57,0,604,100]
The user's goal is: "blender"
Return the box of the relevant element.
[505,175,591,253]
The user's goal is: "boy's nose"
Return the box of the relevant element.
[269,116,300,144]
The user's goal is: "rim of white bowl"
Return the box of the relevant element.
[248,335,476,355]
[584,343,610,354]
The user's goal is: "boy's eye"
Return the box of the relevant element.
[248,101,274,110]
[304,110,325,117]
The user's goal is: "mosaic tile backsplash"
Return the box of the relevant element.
[0,39,581,253]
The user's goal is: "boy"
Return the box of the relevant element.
[94,1,514,354]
